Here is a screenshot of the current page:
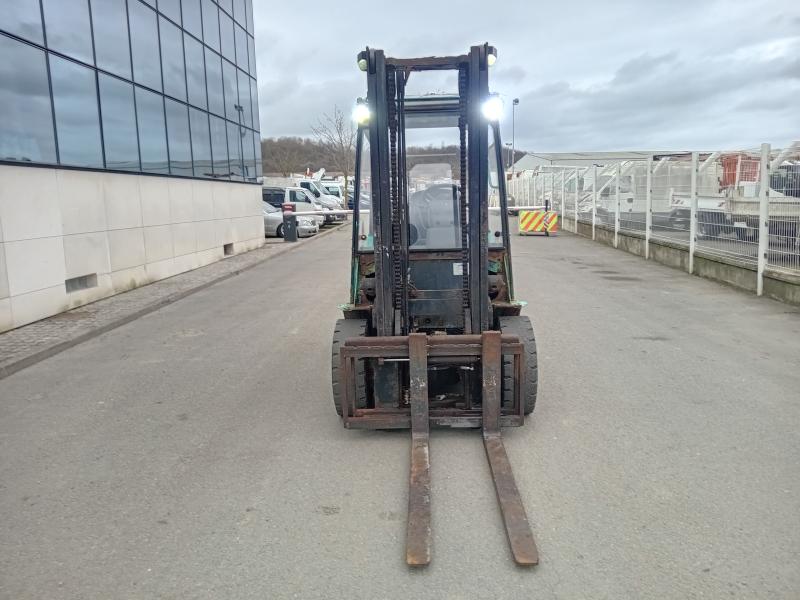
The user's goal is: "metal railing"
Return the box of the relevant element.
[506,141,800,293]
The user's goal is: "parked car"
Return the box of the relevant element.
[297,179,346,221]
[263,202,318,238]
[262,186,325,227]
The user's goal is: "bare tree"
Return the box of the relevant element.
[311,106,356,199]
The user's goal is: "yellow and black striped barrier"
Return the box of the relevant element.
[518,210,559,235]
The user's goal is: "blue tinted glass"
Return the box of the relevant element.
[50,56,103,167]
[182,0,202,38]
[0,35,56,163]
[254,133,262,177]
[209,114,228,177]
[234,23,248,71]
[99,75,140,170]
[189,108,212,177]
[247,35,256,77]
[222,59,238,121]
[42,0,93,64]
[184,35,207,109]
[129,1,162,91]
[245,0,253,34]
[160,17,186,101]
[165,99,192,176]
[205,48,224,116]
[219,11,235,62]
[237,68,252,128]
[201,0,219,51]
[158,0,181,23]
[227,120,242,180]
[135,87,168,173]
[3,0,44,44]
[92,0,132,78]
[250,76,259,132]
[218,0,233,16]
[243,128,255,181]
[233,0,246,26]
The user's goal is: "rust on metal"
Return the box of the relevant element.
[481,331,539,566]
[406,333,431,566]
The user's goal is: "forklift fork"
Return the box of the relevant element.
[340,331,538,566]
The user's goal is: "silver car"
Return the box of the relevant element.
[263,202,318,238]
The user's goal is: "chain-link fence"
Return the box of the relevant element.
[507,141,800,292]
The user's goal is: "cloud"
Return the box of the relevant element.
[251,0,800,150]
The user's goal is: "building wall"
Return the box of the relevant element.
[0,165,263,332]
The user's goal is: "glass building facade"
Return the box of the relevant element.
[0,0,261,182]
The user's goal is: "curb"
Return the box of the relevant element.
[0,223,349,381]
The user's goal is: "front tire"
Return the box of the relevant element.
[331,318,368,417]
[276,223,284,238]
[498,316,538,416]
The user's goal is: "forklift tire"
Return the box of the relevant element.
[331,318,368,417]
[498,315,538,416]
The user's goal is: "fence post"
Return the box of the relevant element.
[645,155,653,260]
[614,163,621,248]
[756,142,771,296]
[560,169,565,219]
[592,165,597,240]
[689,151,698,274]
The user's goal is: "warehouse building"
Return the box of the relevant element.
[0,0,263,332]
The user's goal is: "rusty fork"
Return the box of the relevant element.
[481,331,539,566]
[403,331,538,567]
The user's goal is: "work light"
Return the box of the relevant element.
[481,95,504,121]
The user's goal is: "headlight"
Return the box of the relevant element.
[352,100,370,125]
[299,217,314,226]
[481,95,504,121]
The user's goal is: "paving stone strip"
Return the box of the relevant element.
[0,225,346,380]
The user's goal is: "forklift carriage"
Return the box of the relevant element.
[331,45,540,566]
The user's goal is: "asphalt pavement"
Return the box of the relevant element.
[1,227,799,599]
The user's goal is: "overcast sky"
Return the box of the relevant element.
[252,0,799,152]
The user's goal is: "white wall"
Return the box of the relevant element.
[0,165,264,332]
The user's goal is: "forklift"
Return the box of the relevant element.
[331,44,539,566]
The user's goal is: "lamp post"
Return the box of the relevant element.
[505,143,512,170]
[511,98,519,177]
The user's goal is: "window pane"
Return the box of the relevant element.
[243,129,255,181]
[135,86,168,173]
[160,17,186,101]
[184,35,207,109]
[99,74,139,170]
[218,0,233,16]
[50,56,103,167]
[165,99,191,176]
[92,0,131,78]
[3,0,44,44]
[129,1,162,91]
[255,134,262,177]
[227,120,242,180]
[234,23,248,72]
[182,0,202,39]
[245,0,253,34]
[233,0,246,27]
[158,0,181,24]
[189,108,212,177]
[222,59,238,121]
[201,0,219,51]
[247,35,256,77]
[250,76,259,132]
[210,114,229,178]
[0,35,55,163]
[219,11,235,62]
[205,48,224,116]
[237,68,252,128]
[42,0,93,64]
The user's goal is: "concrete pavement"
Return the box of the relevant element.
[1,227,799,599]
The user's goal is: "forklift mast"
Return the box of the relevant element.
[359,44,509,337]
